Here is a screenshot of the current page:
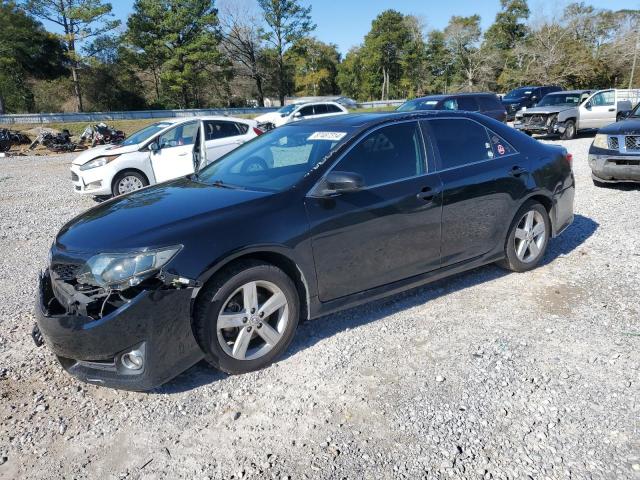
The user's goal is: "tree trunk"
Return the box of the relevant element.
[278,56,285,105]
[255,75,265,107]
[0,94,5,115]
[71,65,83,112]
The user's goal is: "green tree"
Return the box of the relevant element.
[424,30,453,94]
[257,0,316,104]
[125,0,230,108]
[336,47,363,100]
[359,10,415,100]
[21,0,120,112]
[286,38,340,96]
[0,1,66,113]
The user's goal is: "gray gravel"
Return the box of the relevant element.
[1,136,639,480]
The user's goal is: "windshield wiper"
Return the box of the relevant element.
[211,179,244,190]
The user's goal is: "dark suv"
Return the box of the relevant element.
[397,93,507,122]
[502,86,563,121]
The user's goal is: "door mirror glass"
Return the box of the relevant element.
[321,171,364,195]
[585,102,592,110]
[149,141,159,152]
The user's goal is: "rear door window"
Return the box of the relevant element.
[298,105,315,117]
[314,104,329,115]
[478,96,500,111]
[204,121,242,140]
[425,118,493,170]
[441,98,458,110]
[326,104,343,113]
[456,96,479,112]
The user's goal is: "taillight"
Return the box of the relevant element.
[253,127,264,136]
[565,152,573,169]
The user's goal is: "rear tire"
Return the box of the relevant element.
[497,201,551,272]
[194,260,300,375]
[561,120,576,140]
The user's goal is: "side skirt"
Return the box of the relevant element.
[309,250,505,319]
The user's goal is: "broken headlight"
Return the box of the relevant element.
[76,245,182,289]
[79,155,120,171]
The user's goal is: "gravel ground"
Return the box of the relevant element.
[0,136,639,480]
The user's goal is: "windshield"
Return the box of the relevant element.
[277,104,299,115]
[504,87,533,99]
[537,94,584,107]
[196,125,349,192]
[120,122,174,146]
[396,98,440,112]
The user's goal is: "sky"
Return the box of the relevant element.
[43,0,640,55]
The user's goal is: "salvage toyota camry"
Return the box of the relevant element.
[35,111,575,390]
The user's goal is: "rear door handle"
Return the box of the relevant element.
[509,166,528,177]
[608,108,615,112]
[416,186,438,201]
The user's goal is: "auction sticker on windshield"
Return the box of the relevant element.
[308,132,347,141]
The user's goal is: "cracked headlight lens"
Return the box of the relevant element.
[77,245,182,289]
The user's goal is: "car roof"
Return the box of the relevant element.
[160,115,252,124]
[546,89,591,95]
[285,110,480,130]
[409,92,498,101]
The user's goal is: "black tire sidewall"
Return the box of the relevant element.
[562,121,576,140]
[195,263,300,374]
[504,202,551,272]
[112,171,148,197]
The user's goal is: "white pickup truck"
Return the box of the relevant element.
[514,89,640,139]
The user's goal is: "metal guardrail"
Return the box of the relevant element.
[0,100,407,125]
[0,107,278,125]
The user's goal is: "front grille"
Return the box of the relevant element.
[608,137,619,150]
[625,135,640,151]
[523,114,547,126]
[71,172,79,181]
[51,263,81,281]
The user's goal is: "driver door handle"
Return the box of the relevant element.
[416,186,438,201]
[608,108,615,112]
[177,152,188,157]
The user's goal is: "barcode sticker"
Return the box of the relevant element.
[308,132,347,141]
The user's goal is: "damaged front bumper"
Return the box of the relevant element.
[35,268,204,391]
[589,153,640,183]
[514,115,563,135]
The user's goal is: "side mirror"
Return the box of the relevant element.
[293,112,302,119]
[585,102,592,110]
[318,171,364,196]
[149,141,160,152]
[617,111,630,121]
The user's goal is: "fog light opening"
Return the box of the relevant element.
[121,349,144,370]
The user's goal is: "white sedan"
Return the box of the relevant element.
[254,101,348,129]
[71,116,263,197]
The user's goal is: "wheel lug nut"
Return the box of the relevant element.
[259,312,264,317]
[242,317,248,323]
[247,326,252,332]
[250,308,255,314]
[257,323,262,328]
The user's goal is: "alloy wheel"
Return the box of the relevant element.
[514,210,546,263]
[117,175,144,194]
[216,280,289,361]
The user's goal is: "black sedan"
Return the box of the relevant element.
[35,111,575,390]
[589,102,640,186]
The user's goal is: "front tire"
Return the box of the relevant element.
[561,120,576,140]
[194,260,300,375]
[112,170,148,197]
[497,201,551,272]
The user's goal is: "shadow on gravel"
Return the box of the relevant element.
[160,214,598,393]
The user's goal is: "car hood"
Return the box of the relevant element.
[598,118,640,135]
[254,112,282,124]
[502,98,527,105]
[72,143,142,165]
[518,105,573,115]
[56,177,273,251]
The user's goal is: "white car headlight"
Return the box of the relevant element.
[76,245,182,289]
[79,155,120,171]
[592,134,609,149]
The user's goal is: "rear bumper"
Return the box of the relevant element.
[551,183,575,237]
[589,153,640,183]
[35,269,203,391]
